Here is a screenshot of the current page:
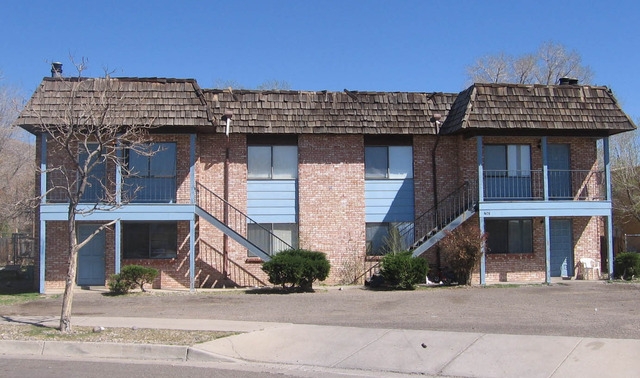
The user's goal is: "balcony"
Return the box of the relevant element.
[483,169,605,201]
[46,176,177,204]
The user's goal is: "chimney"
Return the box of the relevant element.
[558,77,578,85]
[51,62,63,78]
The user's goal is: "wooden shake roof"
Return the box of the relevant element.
[440,83,636,136]
[15,77,213,134]
[15,77,636,136]
[204,89,455,134]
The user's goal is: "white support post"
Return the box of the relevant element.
[115,220,121,273]
[189,134,196,292]
[604,136,614,277]
[190,218,196,292]
[39,134,47,293]
[544,216,551,284]
[477,136,486,285]
[541,137,549,201]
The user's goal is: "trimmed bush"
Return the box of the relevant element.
[380,251,428,290]
[107,273,133,295]
[108,265,158,294]
[262,249,330,290]
[614,252,640,280]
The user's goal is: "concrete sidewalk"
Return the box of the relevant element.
[1,315,640,377]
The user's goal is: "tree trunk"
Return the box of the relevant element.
[60,215,78,333]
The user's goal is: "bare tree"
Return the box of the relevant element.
[24,59,157,332]
[0,75,34,235]
[466,41,594,85]
[213,78,291,91]
[611,127,640,225]
[256,79,291,91]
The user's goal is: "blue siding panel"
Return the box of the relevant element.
[365,179,414,222]
[247,180,297,223]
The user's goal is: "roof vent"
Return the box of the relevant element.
[558,77,578,85]
[51,62,63,78]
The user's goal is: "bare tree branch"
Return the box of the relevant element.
[465,41,593,85]
[27,60,160,332]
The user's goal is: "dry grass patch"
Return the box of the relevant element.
[0,324,236,346]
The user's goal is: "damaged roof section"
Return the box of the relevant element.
[15,77,214,134]
[440,83,636,136]
[205,89,456,135]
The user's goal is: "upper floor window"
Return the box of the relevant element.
[124,142,177,203]
[365,146,413,179]
[484,145,531,177]
[248,145,298,179]
[79,143,106,202]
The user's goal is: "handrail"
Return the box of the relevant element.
[195,182,293,256]
[402,180,478,249]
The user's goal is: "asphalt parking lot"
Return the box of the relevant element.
[2,280,639,339]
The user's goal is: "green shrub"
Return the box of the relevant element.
[262,249,330,290]
[439,226,486,285]
[107,273,133,295]
[108,265,159,294]
[380,251,428,290]
[614,252,640,280]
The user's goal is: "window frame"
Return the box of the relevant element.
[485,218,533,254]
[78,142,107,202]
[122,221,178,259]
[365,145,413,179]
[123,142,177,203]
[484,144,531,178]
[248,145,298,180]
[247,222,298,256]
[366,222,413,256]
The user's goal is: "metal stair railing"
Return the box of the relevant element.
[195,182,293,259]
[402,180,478,251]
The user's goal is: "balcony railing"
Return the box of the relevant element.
[46,176,177,204]
[483,170,605,201]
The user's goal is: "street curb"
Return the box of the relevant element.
[0,340,45,356]
[0,340,232,362]
[186,346,240,363]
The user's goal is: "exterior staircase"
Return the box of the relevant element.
[402,180,478,257]
[194,182,293,261]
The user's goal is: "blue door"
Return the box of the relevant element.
[550,219,573,277]
[548,144,571,199]
[77,225,106,286]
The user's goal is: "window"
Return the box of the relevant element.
[365,146,413,179]
[79,143,106,202]
[122,222,177,259]
[248,145,297,179]
[124,143,176,203]
[484,145,532,199]
[366,222,413,255]
[485,219,533,254]
[247,223,298,256]
[484,145,531,177]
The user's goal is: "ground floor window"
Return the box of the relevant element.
[366,222,413,255]
[485,219,533,254]
[247,223,298,256]
[122,222,178,259]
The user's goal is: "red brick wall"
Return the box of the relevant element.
[39,131,607,289]
[298,134,366,284]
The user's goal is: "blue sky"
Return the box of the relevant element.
[2,0,639,120]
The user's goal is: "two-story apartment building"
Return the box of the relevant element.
[15,73,635,292]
